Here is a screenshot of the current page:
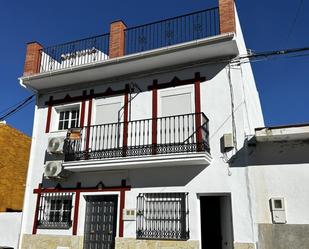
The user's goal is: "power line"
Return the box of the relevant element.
[0,95,34,115]
[0,95,35,121]
[1,46,308,121]
[233,46,309,65]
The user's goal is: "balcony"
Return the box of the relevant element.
[20,4,239,91]
[63,113,211,171]
[40,8,219,73]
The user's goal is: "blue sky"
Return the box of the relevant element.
[0,0,308,135]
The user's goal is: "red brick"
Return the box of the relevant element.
[23,42,42,76]
[219,0,236,34]
[109,21,126,58]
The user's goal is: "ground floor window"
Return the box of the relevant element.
[136,192,189,240]
[37,192,73,229]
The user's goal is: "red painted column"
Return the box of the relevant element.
[151,80,158,155]
[122,85,129,157]
[194,73,202,151]
[72,191,80,235]
[45,96,53,133]
[79,91,87,127]
[32,186,42,235]
[85,90,94,152]
[119,190,126,237]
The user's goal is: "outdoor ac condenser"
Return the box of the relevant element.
[47,137,65,154]
[44,161,70,179]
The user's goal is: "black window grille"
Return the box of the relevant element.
[37,192,73,229]
[136,192,189,240]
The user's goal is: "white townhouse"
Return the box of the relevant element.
[18,1,309,249]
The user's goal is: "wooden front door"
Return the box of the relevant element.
[84,195,118,249]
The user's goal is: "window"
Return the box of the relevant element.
[37,193,73,229]
[136,192,189,240]
[58,109,80,130]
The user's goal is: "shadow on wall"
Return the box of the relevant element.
[129,165,206,188]
[42,164,207,189]
[37,62,228,109]
[229,138,309,167]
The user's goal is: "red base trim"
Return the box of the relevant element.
[152,80,158,155]
[148,74,206,91]
[123,85,129,156]
[45,74,206,106]
[80,91,87,127]
[33,185,130,236]
[119,190,126,237]
[45,96,53,133]
[32,192,41,234]
[85,91,94,151]
[33,186,131,194]
[72,191,80,235]
[194,72,202,150]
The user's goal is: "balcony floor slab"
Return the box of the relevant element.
[62,152,212,172]
[20,33,237,91]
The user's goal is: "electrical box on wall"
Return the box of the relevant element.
[270,197,287,224]
[123,209,136,221]
[223,133,234,151]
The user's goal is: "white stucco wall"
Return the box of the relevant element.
[0,212,22,248]
[246,140,309,226]
[19,6,267,249]
[20,58,264,245]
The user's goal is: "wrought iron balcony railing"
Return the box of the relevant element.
[40,33,110,73]
[125,7,219,54]
[39,7,219,73]
[64,112,209,162]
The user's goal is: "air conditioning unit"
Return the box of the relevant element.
[47,137,65,154]
[44,161,69,178]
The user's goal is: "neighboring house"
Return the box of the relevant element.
[239,125,309,249]
[0,121,31,248]
[17,1,309,249]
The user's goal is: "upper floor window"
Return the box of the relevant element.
[58,109,80,130]
[37,192,73,229]
[136,192,189,240]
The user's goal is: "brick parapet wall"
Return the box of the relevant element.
[219,0,236,34]
[109,21,127,58]
[23,42,42,76]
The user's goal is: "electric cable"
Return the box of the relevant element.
[0,95,35,121]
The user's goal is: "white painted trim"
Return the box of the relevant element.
[77,192,121,238]
[19,33,235,83]
[63,152,212,172]
[255,125,309,142]
[50,102,82,132]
